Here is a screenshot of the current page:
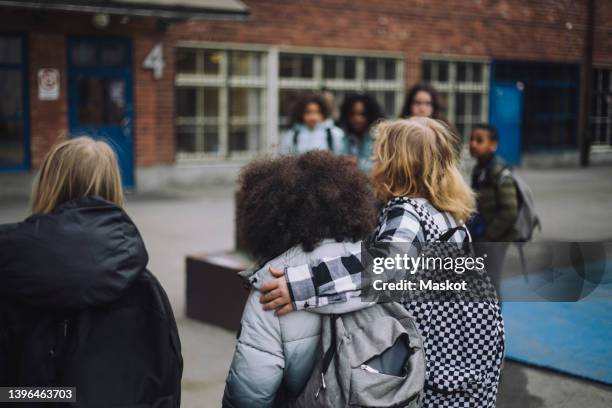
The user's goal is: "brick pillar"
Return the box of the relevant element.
[133,35,159,166]
[157,36,176,164]
[29,32,68,169]
[133,34,176,167]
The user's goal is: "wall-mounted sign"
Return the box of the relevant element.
[143,43,164,79]
[38,68,60,100]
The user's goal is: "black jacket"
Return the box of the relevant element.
[0,197,183,408]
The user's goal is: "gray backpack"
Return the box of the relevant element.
[289,302,425,408]
[499,168,541,241]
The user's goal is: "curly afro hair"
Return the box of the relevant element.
[338,93,385,135]
[237,150,377,262]
[290,93,331,126]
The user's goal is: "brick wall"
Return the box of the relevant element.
[594,0,612,64]
[168,0,611,85]
[0,8,173,169]
[1,0,611,172]
[28,32,68,169]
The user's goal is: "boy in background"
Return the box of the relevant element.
[469,124,519,290]
[469,124,519,242]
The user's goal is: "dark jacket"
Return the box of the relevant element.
[471,155,519,241]
[0,196,183,408]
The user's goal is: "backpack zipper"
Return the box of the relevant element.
[360,364,380,374]
[314,373,326,398]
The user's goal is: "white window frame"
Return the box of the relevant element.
[175,45,269,161]
[174,42,405,161]
[422,55,490,141]
[278,47,405,128]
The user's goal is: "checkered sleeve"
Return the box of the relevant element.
[285,248,364,310]
[285,202,422,310]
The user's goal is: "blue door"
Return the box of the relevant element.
[489,81,524,165]
[68,37,134,187]
[0,34,30,171]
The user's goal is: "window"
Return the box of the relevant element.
[279,53,403,129]
[70,39,129,68]
[0,35,28,169]
[422,59,489,141]
[280,54,313,79]
[175,46,404,160]
[494,61,579,150]
[77,78,126,126]
[591,68,612,147]
[175,48,266,158]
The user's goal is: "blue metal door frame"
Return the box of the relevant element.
[489,82,524,165]
[490,60,580,154]
[67,36,134,187]
[0,33,30,172]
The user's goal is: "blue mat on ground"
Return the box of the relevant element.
[502,300,612,384]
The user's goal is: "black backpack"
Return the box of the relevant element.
[1,271,183,408]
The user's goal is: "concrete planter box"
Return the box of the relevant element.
[185,251,252,332]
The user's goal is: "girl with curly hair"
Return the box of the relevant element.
[223,151,378,407]
[280,93,345,155]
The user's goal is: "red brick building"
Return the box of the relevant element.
[0,0,611,193]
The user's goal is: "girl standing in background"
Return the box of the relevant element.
[339,93,385,172]
[400,83,445,120]
[281,93,345,155]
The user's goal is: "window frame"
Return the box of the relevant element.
[421,55,490,142]
[590,66,612,150]
[278,48,405,129]
[0,32,32,173]
[0,33,30,172]
[174,42,405,161]
[175,45,268,160]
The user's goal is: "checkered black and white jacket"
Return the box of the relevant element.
[285,197,505,408]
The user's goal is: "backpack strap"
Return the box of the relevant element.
[292,128,300,150]
[495,166,517,210]
[405,198,470,245]
[326,127,334,152]
[316,314,338,397]
[438,226,470,243]
[404,198,443,241]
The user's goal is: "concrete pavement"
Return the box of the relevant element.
[1,165,611,407]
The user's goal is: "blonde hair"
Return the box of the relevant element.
[371,117,475,223]
[31,137,124,214]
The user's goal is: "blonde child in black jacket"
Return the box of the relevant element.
[0,137,182,407]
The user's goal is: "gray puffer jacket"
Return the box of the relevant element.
[222,239,371,408]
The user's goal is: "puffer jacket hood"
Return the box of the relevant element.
[0,196,148,309]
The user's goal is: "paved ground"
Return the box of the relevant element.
[1,165,611,407]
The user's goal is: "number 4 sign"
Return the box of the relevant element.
[143,43,164,79]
